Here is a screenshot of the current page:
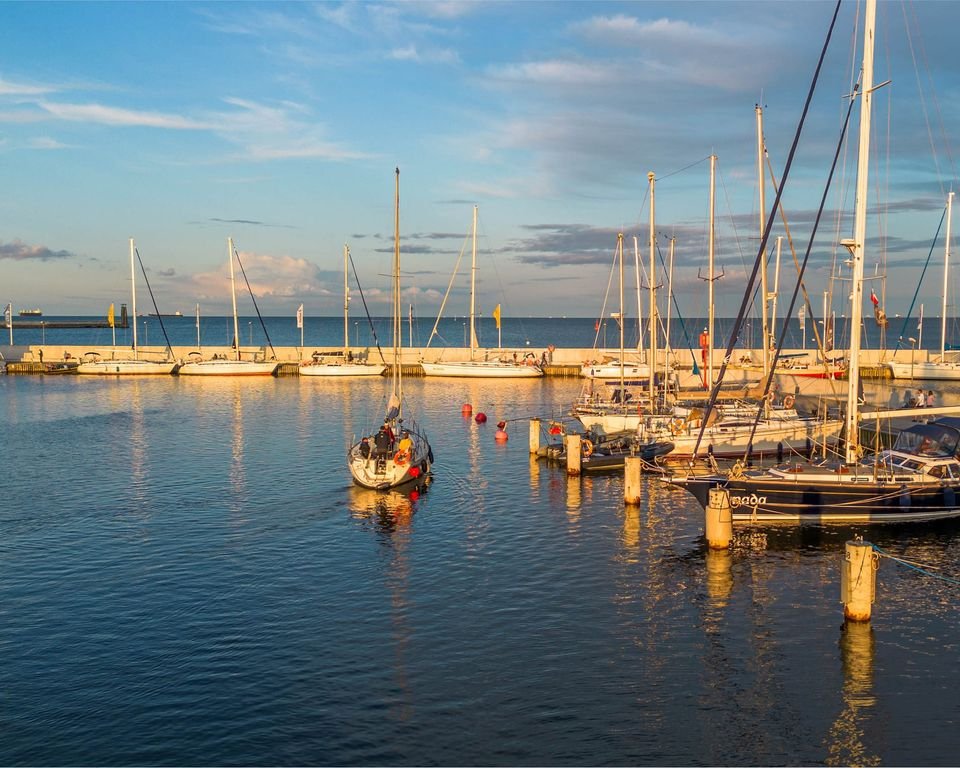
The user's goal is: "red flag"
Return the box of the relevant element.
[870,290,879,306]
[594,319,600,331]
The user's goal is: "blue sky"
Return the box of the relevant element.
[1,0,959,320]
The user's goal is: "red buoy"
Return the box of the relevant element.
[495,429,508,442]
[475,412,487,423]
[409,466,421,478]
[461,403,473,416]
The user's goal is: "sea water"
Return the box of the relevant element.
[1,373,959,765]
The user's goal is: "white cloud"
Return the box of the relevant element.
[36,101,210,129]
[488,59,617,86]
[0,77,56,97]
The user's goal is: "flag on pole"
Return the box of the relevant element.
[3,303,11,326]
[918,304,924,332]
[107,303,115,328]
[492,304,501,330]
[296,303,304,330]
[870,290,879,306]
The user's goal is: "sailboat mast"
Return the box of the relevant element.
[666,237,675,384]
[343,244,350,357]
[617,232,625,396]
[228,237,241,361]
[130,237,138,358]
[843,0,876,464]
[634,236,643,353]
[648,172,657,404]
[756,105,771,377]
[470,204,478,353]
[708,154,716,388]
[393,168,402,410]
[941,192,954,359]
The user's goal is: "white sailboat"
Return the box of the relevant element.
[300,244,386,377]
[177,238,279,376]
[348,169,433,490]
[421,205,543,378]
[888,191,960,380]
[77,238,178,375]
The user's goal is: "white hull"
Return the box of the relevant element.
[300,362,386,377]
[581,362,651,379]
[421,361,543,378]
[887,361,960,381]
[76,359,177,375]
[348,435,431,490]
[177,359,278,376]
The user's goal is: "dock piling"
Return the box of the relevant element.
[565,434,582,476]
[841,540,877,622]
[705,487,733,549]
[529,418,541,454]
[624,456,642,505]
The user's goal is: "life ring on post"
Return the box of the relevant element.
[581,439,594,458]
[782,393,795,409]
[393,449,409,466]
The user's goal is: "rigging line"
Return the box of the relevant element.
[346,249,386,365]
[592,241,621,350]
[134,247,175,358]
[871,544,960,586]
[655,155,712,182]
[426,231,469,350]
[892,206,945,352]
[232,245,278,360]
[653,235,699,370]
[692,0,843,461]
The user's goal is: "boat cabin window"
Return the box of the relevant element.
[894,424,960,458]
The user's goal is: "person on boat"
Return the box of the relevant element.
[359,437,371,459]
[374,425,392,456]
[397,430,413,458]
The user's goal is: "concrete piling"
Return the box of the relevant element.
[529,418,541,455]
[705,487,733,549]
[565,434,582,476]
[624,456,642,505]
[841,540,877,622]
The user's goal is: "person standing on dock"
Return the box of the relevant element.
[926,390,936,408]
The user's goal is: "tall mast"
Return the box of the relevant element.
[708,154,716,388]
[756,105,771,377]
[393,168,402,409]
[228,237,240,361]
[130,237,138,358]
[343,244,350,357]
[470,204,478,353]
[634,236,643,352]
[648,171,657,404]
[617,232,625,397]
[666,237,675,385]
[842,0,877,464]
[941,191,954,359]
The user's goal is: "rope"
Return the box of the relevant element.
[233,245,278,360]
[871,543,960,586]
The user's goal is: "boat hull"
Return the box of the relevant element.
[76,359,177,375]
[300,363,386,377]
[420,361,543,378]
[581,362,651,379]
[177,359,278,376]
[667,471,960,523]
[887,361,960,381]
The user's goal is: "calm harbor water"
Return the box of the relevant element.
[2,373,959,765]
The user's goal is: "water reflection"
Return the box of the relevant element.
[705,547,734,606]
[825,621,881,767]
[348,484,425,533]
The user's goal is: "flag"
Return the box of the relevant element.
[3,303,10,326]
[107,303,115,328]
[492,303,501,330]
[918,305,924,332]
[296,303,304,330]
[870,290,879,306]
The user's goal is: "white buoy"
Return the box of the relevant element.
[565,434,582,476]
[529,418,541,454]
[841,540,877,622]
[624,456,642,505]
[705,487,733,549]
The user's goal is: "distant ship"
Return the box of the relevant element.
[18,308,42,316]
[148,311,183,317]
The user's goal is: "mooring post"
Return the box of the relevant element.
[624,456,642,505]
[529,418,541,455]
[565,434,582,476]
[841,540,877,622]
[705,487,733,549]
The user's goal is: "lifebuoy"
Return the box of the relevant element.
[393,449,409,466]
[670,418,685,436]
[782,394,795,409]
[581,439,594,457]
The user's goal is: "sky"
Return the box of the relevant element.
[2,0,960,320]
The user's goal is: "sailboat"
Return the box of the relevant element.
[667,0,960,522]
[887,192,960,380]
[177,238,279,376]
[420,206,543,378]
[347,169,433,490]
[76,238,178,375]
[300,244,386,377]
